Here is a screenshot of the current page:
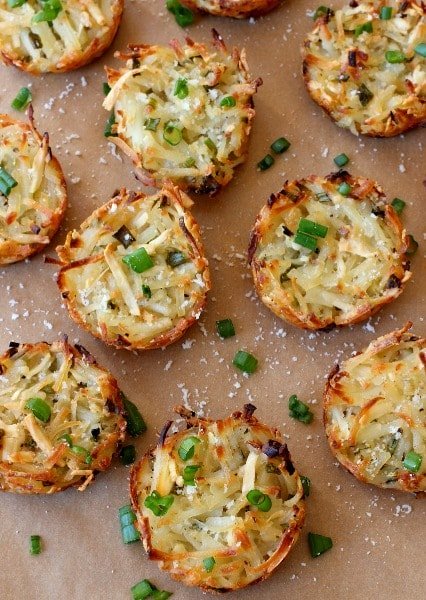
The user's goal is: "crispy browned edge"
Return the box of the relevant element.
[301,2,426,137]
[0,0,124,74]
[0,338,127,494]
[129,404,306,592]
[248,172,412,331]
[180,0,282,19]
[0,111,67,265]
[55,184,211,351]
[105,31,262,196]
[323,323,426,495]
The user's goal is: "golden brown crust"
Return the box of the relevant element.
[0,339,126,494]
[0,0,123,74]
[324,324,426,493]
[302,1,426,137]
[249,172,411,330]
[180,0,282,19]
[0,112,67,265]
[130,405,305,591]
[56,184,211,351]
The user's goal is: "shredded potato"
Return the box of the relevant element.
[130,405,305,591]
[302,0,426,136]
[56,184,211,350]
[0,0,123,73]
[0,113,67,265]
[180,0,282,18]
[104,33,261,194]
[324,324,426,493]
[249,173,411,330]
[0,339,126,494]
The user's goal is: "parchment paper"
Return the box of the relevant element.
[0,1,425,598]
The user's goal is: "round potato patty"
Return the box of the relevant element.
[302,1,426,136]
[179,0,282,19]
[0,339,126,494]
[130,404,305,591]
[324,324,425,493]
[56,185,211,350]
[0,0,123,74]
[103,32,261,195]
[0,112,67,265]
[248,172,411,330]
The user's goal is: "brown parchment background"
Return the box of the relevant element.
[0,1,425,598]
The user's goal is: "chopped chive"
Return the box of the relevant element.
[257,154,275,171]
[308,532,333,557]
[354,21,373,37]
[313,5,329,20]
[29,535,42,555]
[174,78,188,99]
[144,490,174,516]
[316,191,330,202]
[70,445,92,464]
[233,350,258,374]
[104,112,116,137]
[289,394,314,424]
[203,556,216,572]
[403,451,422,473]
[246,489,272,512]
[297,218,328,238]
[103,82,111,96]
[32,0,62,23]
[414,43,426,58]
[58,433,72,447]
[113,225,135,249]
[406,234,418,255]
[385,50,406,64]
[301,475,311,497]
[119,505,140,544]
[182,464,200,485]
[220,96,236,108]
[294,231,317,251]
[166,0,194,27]
[25,397,51,423]
[270,137,290,154]
[120,445,136,466]
[204,137,217,154]
[121,394,147,437]
[357,83,373,106]
[338,182,351,196]
[0,167,18,196]
[166,250,187,268]
[380,6,392,19]
[144,118,160,132]
[11,86,32,111]
[178,436,201,461]
[391,197,406,214]
[122,247,153,273]
[163,122,182,146]
[131,579,154,600]
[216,318,235,339]
[8,0,27,6]
[333,153,349,167]
[142,284,152,299]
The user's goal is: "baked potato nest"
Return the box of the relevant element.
[0,0,123,73]
[179,0,282,19]
[324,323,426,493]
[56,184,211,351]
[0,111,67,265]
[130,404,305,592]
[0,338,126,494]
[249,172,411,330]
[103,31,261,195]
[302,0,426,136]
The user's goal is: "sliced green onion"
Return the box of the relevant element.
[301,475,311,497]
[338,182,351,196]
[70,445,92,464]
[58,433,72,447]
[354,21,373,37]
[121,394,147,437]
[246,489,272,512]
[166,250,187,268]
[119,505,140,544]
[122,247,154,273]
[308,532,333,557]
[8,0,27,6]
[32,0,62,23]
[103,82,111,96]
[104,112,116,137]
[289,394,313,424]
[166,0,194,27]
[25,397,51,423]
[406,234,418,255]
[414,43,426,58]
[182,464,200,485]
[0,167,18,196]
[391,197,406,214]
[403,451,422,473]
[297,218,328,238]
[203,556,216,572]
[357,83,373,106]
[11,86,32,110]
[216,318,235,339]
[144,491,174,516]
[386,50,406,64]
[151,592,172,600]
[204,137,217,154]
[313,6,329,20]
[270,137,290,154]
[142,284,152,299]
[333,153,349,167]
[380,6,392,19]
[120,445,136,465]
[257,154,275,171]
[144,118,160,132]
[131,579,154,600]
[29,535,42,555]
[232,350,258,374]
[174,78,188,99]
[178,436,201,461]
[163,122,182,146]
[294,232,317,251]
[220,96,236,108]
